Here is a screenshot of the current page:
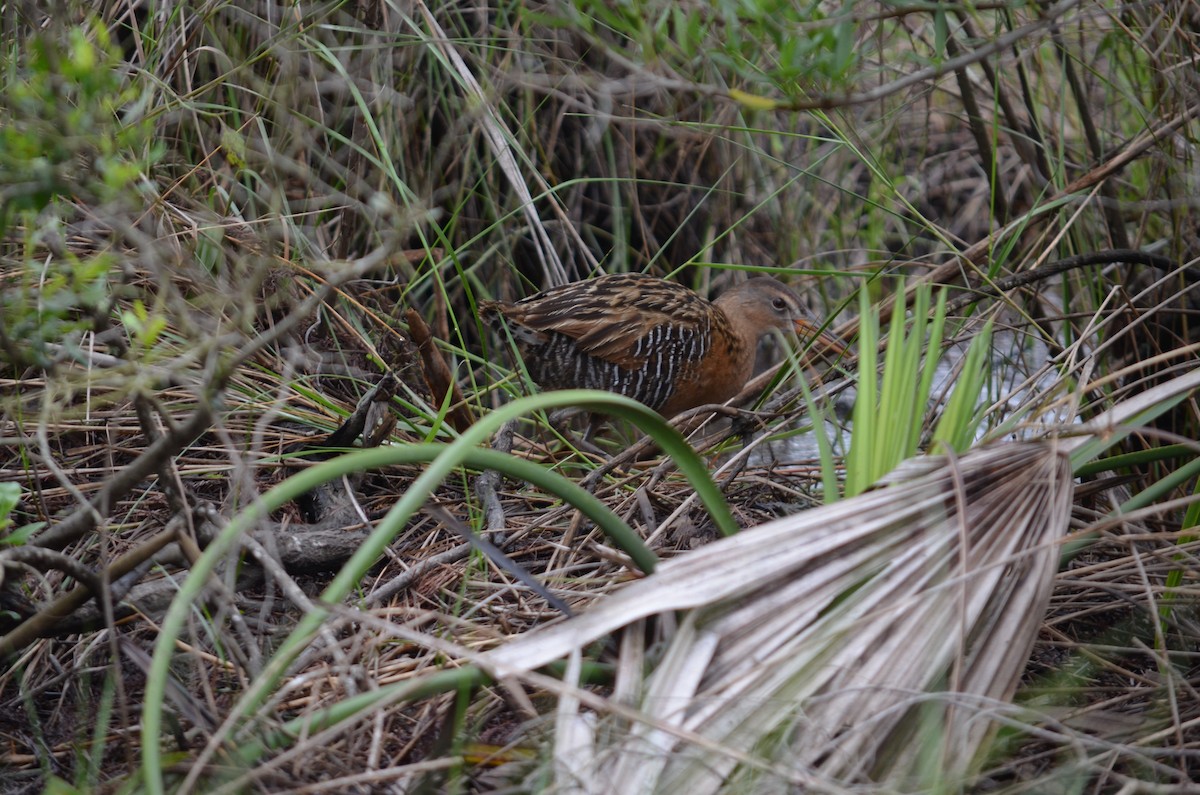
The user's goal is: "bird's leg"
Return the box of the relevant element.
[574,411,612,458]
[545,407,609,459]
[730,409,758,444]
[721,408,777,483]
[581,412,606,444]
[547,406,583,427]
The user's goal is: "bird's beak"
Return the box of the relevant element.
[793,318,849,359]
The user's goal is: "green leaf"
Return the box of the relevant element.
[1,522,46,547]
[934,8,948,56]
[0,482,19,520]
[44,776,86,795]
[932,320,993,454]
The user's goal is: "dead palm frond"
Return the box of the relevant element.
[482,442,1073,792]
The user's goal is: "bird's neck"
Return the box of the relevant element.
[710,302,756,382]
[712,294,760,350]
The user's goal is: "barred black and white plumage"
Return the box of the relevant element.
[480,272,844,417]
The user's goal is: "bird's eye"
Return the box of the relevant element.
[771,297,788,311]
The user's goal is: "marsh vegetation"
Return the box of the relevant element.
[2,1,1199,792]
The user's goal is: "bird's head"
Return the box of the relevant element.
[716,275,848,357]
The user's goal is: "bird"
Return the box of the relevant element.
[480,272,846,418]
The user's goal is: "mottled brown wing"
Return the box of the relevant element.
[490,274,711,370]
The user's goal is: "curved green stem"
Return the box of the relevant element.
[141,390,735,793]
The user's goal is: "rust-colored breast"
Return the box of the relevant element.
[657,313,750,416]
